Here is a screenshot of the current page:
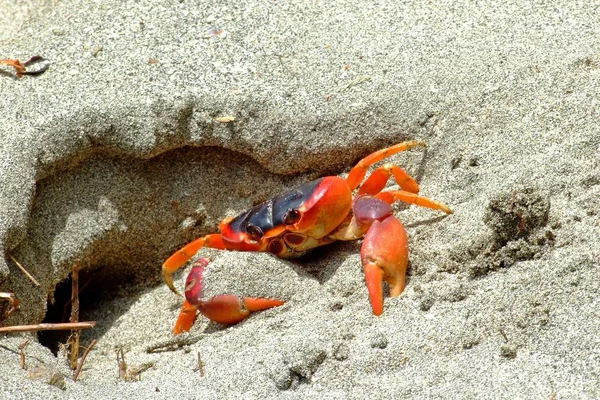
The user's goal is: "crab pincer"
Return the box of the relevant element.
[173,258,284,334]
[361,216,408,316]
[350,195,409,315]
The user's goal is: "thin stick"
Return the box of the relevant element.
[132,363,154,379]
[18,340,29,370]
[116,347,155,381]
[145,333,203,353]
[69,262,80,370]
[8,254,40,287]
[0,321,95,333]
[0,292,19,323]
[117,348,127,380]
[339,75,372,93]
[73,339,97,381]
[62,274,95,322]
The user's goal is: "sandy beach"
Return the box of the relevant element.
[1,1,599,398]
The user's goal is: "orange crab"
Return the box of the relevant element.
[163,141,452,334]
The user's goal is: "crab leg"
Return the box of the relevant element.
[173,258,284,334]
[346,140,427,190]
[376,190,453,214]
[361,215,409,316]
[357,164,420,196]
[162,234,226,295]
[173,300,198,334]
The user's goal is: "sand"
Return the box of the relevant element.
[1,0,599,398]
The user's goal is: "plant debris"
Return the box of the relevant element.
[0,56,50,78]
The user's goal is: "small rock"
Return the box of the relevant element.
[270,368,293,391]
[500,343,518,359]
[269,341,327,390]
[287,347,327,384]
[370,332,388,349]
[332,341,350,361]
[468,157,480,167]
[419,294,435,311]
[461,336,480,349]
[27,364,65,390]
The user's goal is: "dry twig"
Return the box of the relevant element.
[18,340,30,370]
[69,262,80,370]
[8,254,40,287]
[0,321,95,334]
[339,75,372,93]
[145,333,203,353]
[117,347,154,381]
[117,348,127,380]
[73,339,97,381]
[0,292,19,323]
[61,274,95,322]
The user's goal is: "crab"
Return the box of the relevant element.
[163,141,452,334]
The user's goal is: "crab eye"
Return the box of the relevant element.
[246,224,264,240]
[283,209,301,225]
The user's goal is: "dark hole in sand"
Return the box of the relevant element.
[38,277,73,355]
[38,266,156,355]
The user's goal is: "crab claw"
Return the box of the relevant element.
[361,215,409,316]
[162,237,209,296]
[172,258,285,334]
[163,234,226,296]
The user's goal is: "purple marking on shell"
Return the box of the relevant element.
[353,195,393,224]
[185,258,209,306]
